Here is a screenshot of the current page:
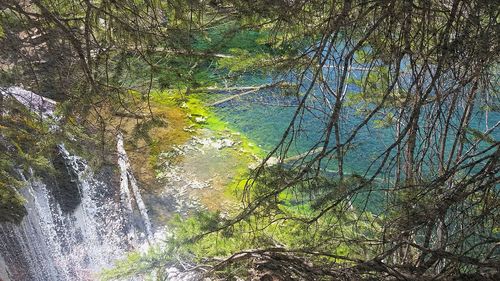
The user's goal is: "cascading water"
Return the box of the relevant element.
[0,87,154,280]
[0,143,153,280]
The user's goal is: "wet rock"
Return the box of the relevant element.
[266,157,280,166]
[194,116,207,123]
[0,86,56,119]
[183,125,196,133]
[46,145,82,213]
[215,138,234,149]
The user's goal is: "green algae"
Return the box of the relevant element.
[148,89,265,208]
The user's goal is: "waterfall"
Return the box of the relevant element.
[0,143,154,281]
[0,86,175,280]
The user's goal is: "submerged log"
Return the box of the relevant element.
[207,81,292,106]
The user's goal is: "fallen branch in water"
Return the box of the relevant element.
[206,81,292,106]
[282,147,323,163]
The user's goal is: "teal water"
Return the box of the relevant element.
[214,88,498,214]
[214,88,499,176]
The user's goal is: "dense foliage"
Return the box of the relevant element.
[1,0,499,280]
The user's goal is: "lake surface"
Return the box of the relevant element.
[213,82,499,176]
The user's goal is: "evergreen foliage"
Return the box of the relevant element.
[0,0,498,280]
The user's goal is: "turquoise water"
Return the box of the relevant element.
[216,89,393,172]
[212,84,498,215]
[214,88,499,176]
